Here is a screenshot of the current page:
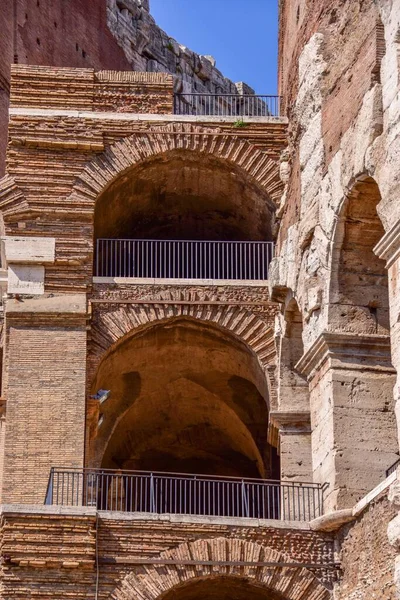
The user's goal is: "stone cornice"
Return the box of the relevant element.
[296,331,394,379]
[5,294,88,327]
[374,218,400,267]
[269,411,311,433]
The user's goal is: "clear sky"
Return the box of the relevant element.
[150,0,278,94]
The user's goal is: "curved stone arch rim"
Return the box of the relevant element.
[69,122,283,208]
[110,537,332,600]
[89,310,277,410]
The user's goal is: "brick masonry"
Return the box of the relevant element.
[0,510,335,599]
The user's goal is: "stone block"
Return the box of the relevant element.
[2,236,55,265]
[8,265,45,296]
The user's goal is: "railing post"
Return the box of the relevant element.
[150,473,155,513]
[44,467,54,505]
[241,480,249,518]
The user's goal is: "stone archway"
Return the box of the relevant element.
[69,122,283,213]
[88,295,279,407]
[110,538,332,600]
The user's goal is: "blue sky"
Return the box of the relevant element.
[150,0,278,94]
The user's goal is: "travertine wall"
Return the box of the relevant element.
[335,493,397,599]
[272,0,400,509]
[275,0,400,595]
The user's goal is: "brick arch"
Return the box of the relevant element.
[89,299,279,409]
[110,537,332,600]
[69,122,283,210]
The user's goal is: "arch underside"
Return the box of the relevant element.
[88,317,279,479]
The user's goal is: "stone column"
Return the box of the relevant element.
[297,332,398,512]
[270,411,312,483]
[376,220,400,450]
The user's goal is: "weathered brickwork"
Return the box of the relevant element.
[0,511,335,599]
[0,65,286,295]
[0,0,257,177]
[0,1,399,597]
[2,298,88,504]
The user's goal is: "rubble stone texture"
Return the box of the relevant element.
[0,0,254,177]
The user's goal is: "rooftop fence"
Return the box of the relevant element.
[173,94,281,118]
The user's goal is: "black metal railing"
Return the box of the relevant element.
[386,457,400,477]
[95,239,274,280]
[45,468,325,522]
[174,94,281,117]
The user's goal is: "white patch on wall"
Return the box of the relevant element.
[8,265,45,295]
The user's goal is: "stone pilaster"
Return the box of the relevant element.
[297,332,398,512]
[270,411,313,482]
[375,219,400,448]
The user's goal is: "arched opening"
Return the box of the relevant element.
[330,177,389,334]
[93,150,275,280]
[87,319,280,516]
[89,319,275,477]
[159,576,283,600]
[320,177,398,508]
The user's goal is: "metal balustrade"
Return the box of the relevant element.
[386,457,400,477]
[45,468,325,522]
[174,94,281,117]
[95,239,274,280]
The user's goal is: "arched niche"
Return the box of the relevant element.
[87,318,279,481]
[94,150,275,243]
[329,177,389,334]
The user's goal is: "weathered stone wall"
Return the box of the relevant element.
[335,493,397,600]
[275,0,400,595]
[106,0,253,96]
[272,0,400,509]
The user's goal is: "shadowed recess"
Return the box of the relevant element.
[94,150,275,241]
[89,319,279,479]
[159,576,285,600]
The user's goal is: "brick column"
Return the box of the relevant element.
[2,295,88,504]
[297,332,398,512]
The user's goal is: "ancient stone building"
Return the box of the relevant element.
[0,0,400,598]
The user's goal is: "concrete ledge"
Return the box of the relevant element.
[9,108,288,125]
[0,504,97,517]
[93,277,268,287]
[5,294,87,315]
[310,509,354,532]
[97,510,311,530]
